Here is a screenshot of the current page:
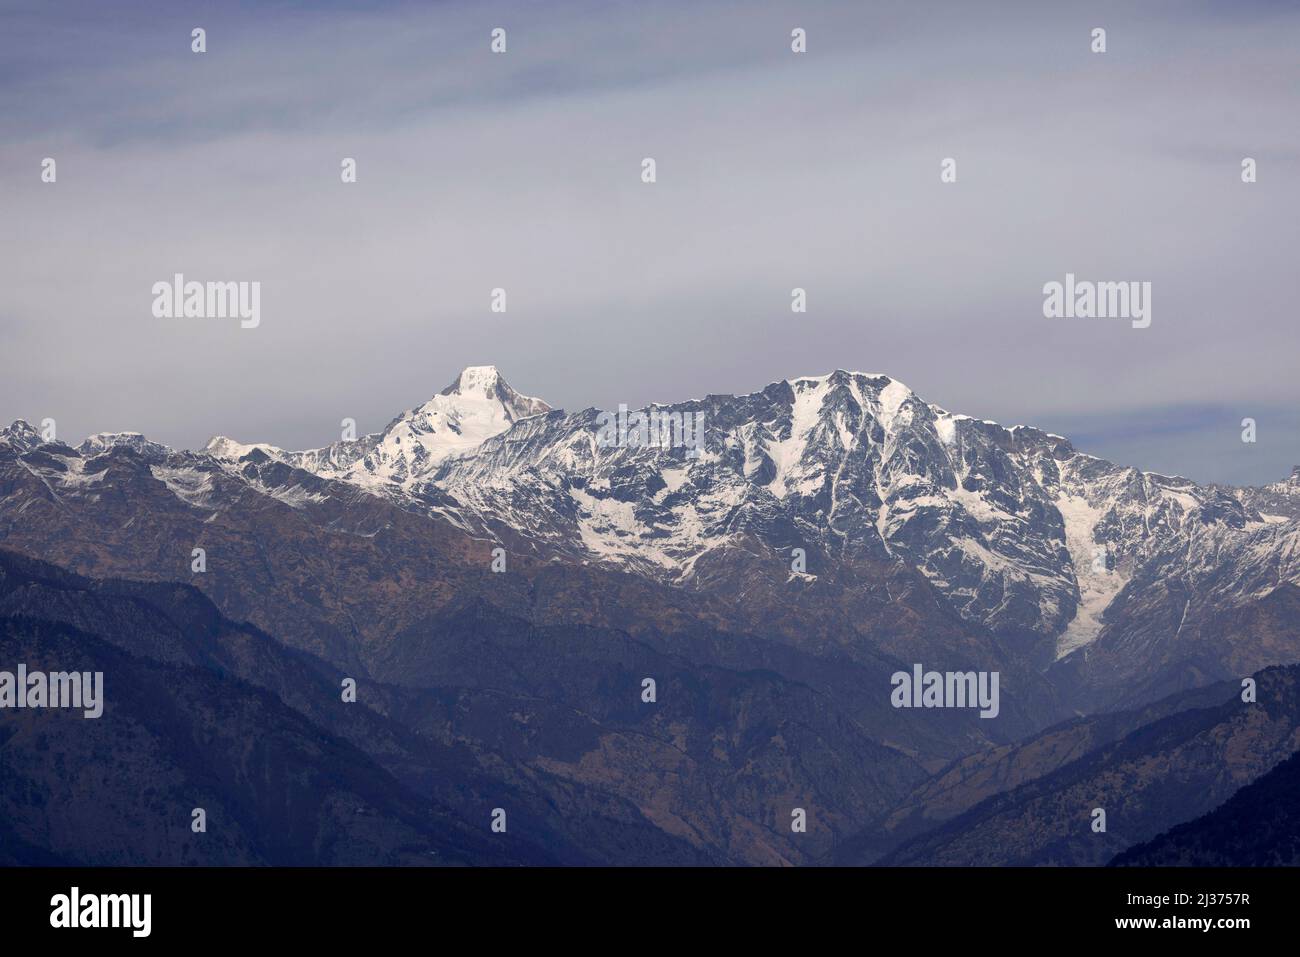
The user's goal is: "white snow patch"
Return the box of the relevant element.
[204,436,286,461]
[150,465,216,508]
[935,416,956,446]
[876,380,913,432]
[1055,493,1128,658]
[569,486,674,568]
[950,485,1009,523]
[764,378,830,498]
[251,481,329,509]
[54,457,108,489]
[658,466,690,497]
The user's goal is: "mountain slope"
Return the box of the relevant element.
[0,613,536,866]
[0,548,940,865]
[835,672,1244,863]
[0,549,717,865]
[1110,748,1300,866]
[873,663,1300,866]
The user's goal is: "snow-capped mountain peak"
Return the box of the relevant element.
[200,367,553,488]
[0,420,41,453]
[430,364,551,428]
[340,366,551,484]
[78,432,171,459]
[202,435,286,461]
[440,364,547,410]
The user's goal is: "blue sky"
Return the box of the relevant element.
[1,0,1297,485]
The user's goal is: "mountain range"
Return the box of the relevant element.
[3,365,1298,865]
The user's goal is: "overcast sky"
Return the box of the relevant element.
[1,0,1297,485]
